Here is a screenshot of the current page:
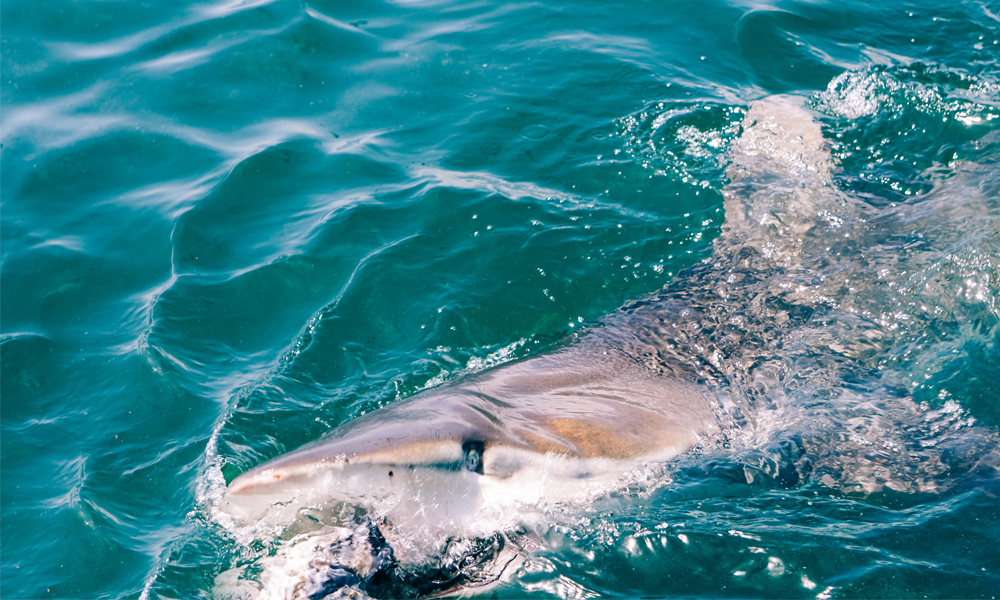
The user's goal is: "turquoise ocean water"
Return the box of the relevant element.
[3,0,1000,598]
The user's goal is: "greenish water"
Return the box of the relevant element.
[2,0,999,598]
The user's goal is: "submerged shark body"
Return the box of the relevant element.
[216,95,999,598]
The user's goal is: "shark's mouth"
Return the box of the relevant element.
[212,435,822,600]
[215,518,520,600]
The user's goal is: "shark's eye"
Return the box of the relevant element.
[462,441,485,474]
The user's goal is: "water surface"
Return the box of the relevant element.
[2,0,999,598]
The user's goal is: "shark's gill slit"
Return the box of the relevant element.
[462,440,485,474]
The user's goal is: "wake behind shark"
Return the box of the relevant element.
[216,95,999,599]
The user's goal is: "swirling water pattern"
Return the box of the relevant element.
[2,0,999,598]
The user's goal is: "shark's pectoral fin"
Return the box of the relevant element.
[721,94,840,263]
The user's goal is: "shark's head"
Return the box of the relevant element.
[223,350,716,538]
[218,351,717,598]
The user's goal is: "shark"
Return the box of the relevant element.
[215,94,999,599]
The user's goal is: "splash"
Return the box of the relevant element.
[616,102,746,189]
[812,64,1000,199]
